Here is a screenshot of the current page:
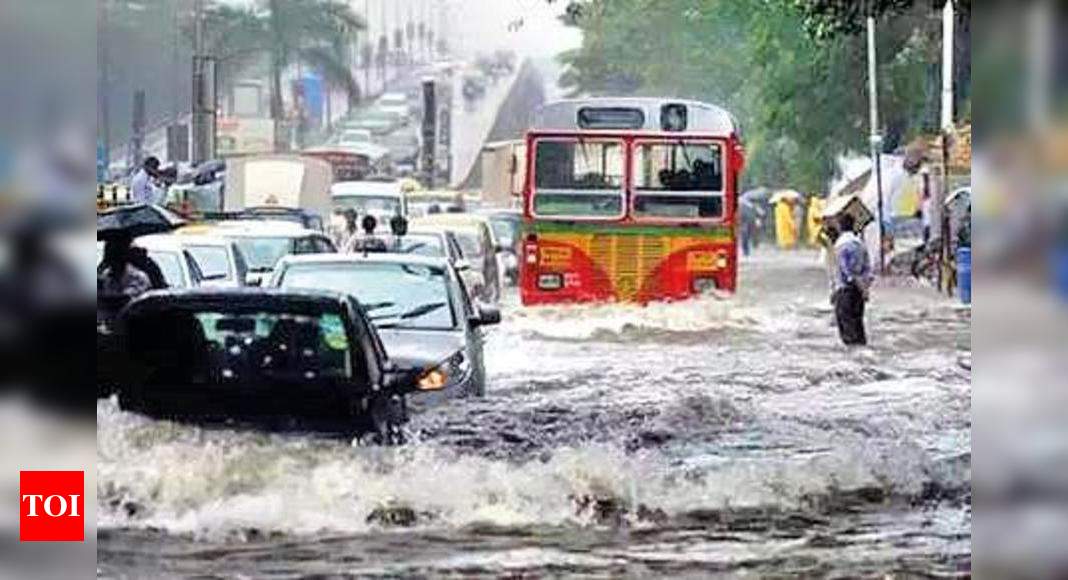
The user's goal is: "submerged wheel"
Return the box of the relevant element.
[368,395,407,446]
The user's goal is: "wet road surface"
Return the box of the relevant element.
[97,250,971,578]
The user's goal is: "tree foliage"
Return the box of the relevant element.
[557,0,967,193]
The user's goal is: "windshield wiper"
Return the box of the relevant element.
[371,301,447,325]
[400,242,428,254]
[362,301,396,313]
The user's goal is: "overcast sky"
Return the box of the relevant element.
[219,0,580,60]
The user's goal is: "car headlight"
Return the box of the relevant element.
[416,350,471,391]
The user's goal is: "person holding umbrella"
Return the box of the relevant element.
[96,204,186,325]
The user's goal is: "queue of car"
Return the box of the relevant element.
[98,86,526,441]
[98,174,520,443]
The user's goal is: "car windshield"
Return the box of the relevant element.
[453,231,484,259]
[334,195,401,215]
[488,218,518,247]
[129,309,352,385]
[278,263,455,330]
[147,250,187,288]
[389,234,446,258]
[533,139,625,217]
[186,245,232,280]
[339,131,371,144]
[232,237,292,272]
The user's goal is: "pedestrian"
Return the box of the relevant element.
[807,195,825,247]
[130,156,162,205]
[831,213,873,346]
[97,237,153,298]
[739,202,754,257]
[793,197,806,246]
[774,197,798,249]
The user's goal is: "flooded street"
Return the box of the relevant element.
[97,250,971,578]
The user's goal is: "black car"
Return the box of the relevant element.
[269,254,500,399]
[110,288,432,442]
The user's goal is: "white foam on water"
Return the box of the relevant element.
[98,399,942,541]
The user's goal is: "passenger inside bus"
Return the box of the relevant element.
[635,143,724,219]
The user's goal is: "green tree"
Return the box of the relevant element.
[557,0,953,193]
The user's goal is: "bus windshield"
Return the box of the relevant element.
[633,141,724,219]
[533,139,624,218]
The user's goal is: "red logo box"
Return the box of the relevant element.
[19,471,84,542]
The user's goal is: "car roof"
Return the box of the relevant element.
[411,213,491,228]
[167,234,237,247]
[277,252,450,269]
[124,288,357,318]
[331,181,403,197]
[208,222,322,237]
[134,234,189,251]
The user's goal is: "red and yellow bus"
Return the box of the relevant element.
[519,98,745,305]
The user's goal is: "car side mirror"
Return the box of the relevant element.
[471,304,501,327]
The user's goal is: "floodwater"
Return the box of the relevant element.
[97,251,971,578]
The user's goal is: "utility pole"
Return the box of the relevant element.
[191,0,216,164]
[98,0,111,173]
[866,12,886,274]
[939,0,956,293]
[364,0,371,98]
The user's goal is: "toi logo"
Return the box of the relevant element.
[19,471,84,542]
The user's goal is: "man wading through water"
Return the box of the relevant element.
[832,214,873,345]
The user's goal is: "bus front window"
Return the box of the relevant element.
[533,140,625,218]
[633,142,724,219]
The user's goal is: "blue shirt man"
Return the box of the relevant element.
[831,213,872,345]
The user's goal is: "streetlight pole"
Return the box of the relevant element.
[98,0,111,173]
[940,0,956,293]
[866,13,886,274]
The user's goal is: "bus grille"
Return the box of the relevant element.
[589,233,669,300]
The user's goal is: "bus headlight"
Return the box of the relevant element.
[538,273,564,290]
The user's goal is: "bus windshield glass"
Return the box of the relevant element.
[633,141,724,219]
[533,139,624,218]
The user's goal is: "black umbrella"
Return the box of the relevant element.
[97,203,186,241]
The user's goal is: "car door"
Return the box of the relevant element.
[450,268,486,394]
[480,224,501,301]
[445,232,483,302]
[183,250,205,287]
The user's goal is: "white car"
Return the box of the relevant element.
[376,93,411,119]
[179,221,337,286]
[171,234,250,288]
[409,214,506,304]
[331,181,408,233]
[98,236,204,289]
[337,129,373,148]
